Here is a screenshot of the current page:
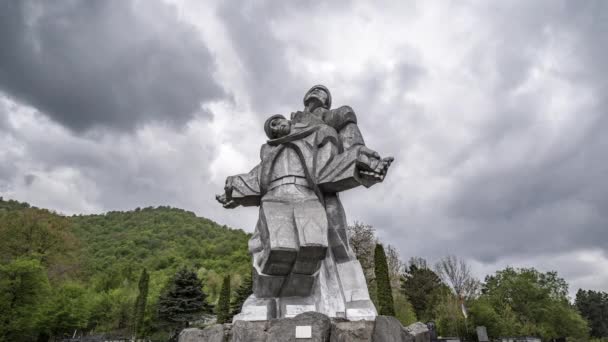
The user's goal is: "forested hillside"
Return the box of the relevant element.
[0,197,251,341]
[1,198,603,342]
[70,206,251,292]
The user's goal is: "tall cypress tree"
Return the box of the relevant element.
[132,268,149,338]
[157,267,213,331]
[375,243,395,316]
[216,275,231,324]
[230,269,253,319]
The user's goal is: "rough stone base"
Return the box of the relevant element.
[178,313,429,342]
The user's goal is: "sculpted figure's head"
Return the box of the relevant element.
[303,85,332,111]
[264,114,291,139]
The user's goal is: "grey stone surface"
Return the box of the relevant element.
[230,320,268,342]
[330,320,374,342]
[405,322,430,342]
[426,321,438,342]
[372,316,413,342]
[179,315,431,342]
[476,326,489,342]
[267,312,331,342]
[178,325,225,342]
[231,295,276,322]
[217,85,394,320]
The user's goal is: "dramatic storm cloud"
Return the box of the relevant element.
[0,0,225,132]
[1,0,607,295]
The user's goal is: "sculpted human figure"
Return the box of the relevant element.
[216,85,393,321]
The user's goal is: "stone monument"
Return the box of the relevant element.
[216,85,394,322]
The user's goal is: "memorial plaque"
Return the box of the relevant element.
[295,325,312,338]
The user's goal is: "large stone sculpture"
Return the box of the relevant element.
[216,85,393,321]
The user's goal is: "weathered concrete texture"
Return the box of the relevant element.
[178,325,226,342]
[405,322,431,342]
[372,316,414,342]
[330,320,375,342]
[179,314,428,342]
[267,312,331,342]
[230,320,268,342]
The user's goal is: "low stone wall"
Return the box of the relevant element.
[178,312,430,342]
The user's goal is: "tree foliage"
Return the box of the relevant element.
[0,257,50,341]
[348,222,376,273]
[474,267,588,340]
[575,289,608,338]
[0,207,79,279]
[0,198,251,340]
[157,267,213,330]
[133,268,150,338]
[0,199,596,341]
[374,243,395,316]
[41,282,92,339]
[230,269,253,319]
[216,275,231,324]
[401,258,446,321]
[435,291,471,338]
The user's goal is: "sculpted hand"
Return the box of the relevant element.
[215,176,239,209]
[357,146,381,171]
[215,193,239,209]
[356,146,394,186]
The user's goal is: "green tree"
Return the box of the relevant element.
[41,282,92,339]
[575,289,608,338]
[0,199,252,338]
[393,292,418,326]
[374,243,395,316]
[401,258,446,321]
[478,267,588,340]
[0,208,79,273]
[434,291,471,338]
[216,275,231,324]
[133,268,150,338]
[230,269,253,319]
[157,268,213,333]
[0,258,50,341]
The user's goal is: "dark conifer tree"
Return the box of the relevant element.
[216,275,231,324]
[230,269,253,319]
[132,268,149,338]
[575,289,608,338]
[374,243,395,316]
[400,262,446,320]
[157,267,213,332]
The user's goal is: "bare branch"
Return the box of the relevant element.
[434,255,480,299]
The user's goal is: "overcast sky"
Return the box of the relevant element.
[1,0,606,296]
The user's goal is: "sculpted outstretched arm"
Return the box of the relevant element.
[319,106,393,192]
[216,164,261,208]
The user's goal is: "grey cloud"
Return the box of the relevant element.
[399,1,608,265]
[327,1,608,289]
[23,174,36,187]
[0,0,225,132]
[217,2,313,114]
[1,0,607,292]
[0,107,225,220]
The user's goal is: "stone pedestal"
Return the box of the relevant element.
[178,313,429,342]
